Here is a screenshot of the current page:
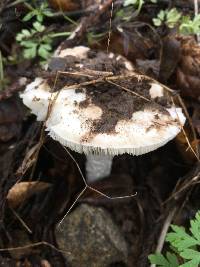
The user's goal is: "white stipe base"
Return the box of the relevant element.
[86,154,113,183]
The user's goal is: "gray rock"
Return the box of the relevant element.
[56,204,128,267]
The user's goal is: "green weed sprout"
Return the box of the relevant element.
[153,8,200,35]
[149,211,200,267]
[23,1,53,23]
[153,8,181,28]
[16,21,70,61]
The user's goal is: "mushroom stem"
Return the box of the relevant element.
[86,154,113,182]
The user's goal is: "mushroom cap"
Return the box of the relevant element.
[20,46,186,156]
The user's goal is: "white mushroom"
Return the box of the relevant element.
[20,46,186,183]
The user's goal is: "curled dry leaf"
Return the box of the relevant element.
[7,181,51,208]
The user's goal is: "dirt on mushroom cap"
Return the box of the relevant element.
[46,51,131,90]
[45,49,170,136]
[78,77,169,135]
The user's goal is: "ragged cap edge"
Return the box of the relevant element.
[46,107,185,156]
[20,78,186,157]
[20,78,51,121]
[47,123,181,156]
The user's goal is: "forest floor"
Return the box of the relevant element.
[0,0,200,266]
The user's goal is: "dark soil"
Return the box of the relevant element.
[46,51,130,90]
[47,50,169,135]
[79,77,168,134]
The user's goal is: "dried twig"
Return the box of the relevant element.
[150,207,177,267]
[58,146,137,226]
[107,0,114,53]
[0,241,71,255]
[107,80,150,101]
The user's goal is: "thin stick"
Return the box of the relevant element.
[57,71,95,78]
[58,187,87,226]
[150,207,177,267]
[87,186,137,200]
[0,241,71,255]
[10,208,32,234]
[177,95,199,160]
[107,80,150,102]
[107,1,114,53]
[57,146,137,225]
[30,71,61,180]
[63,147,87,186]
[164,174,200,204]
[170,96,199,161]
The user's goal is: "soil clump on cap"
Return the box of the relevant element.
[79,77,169,135]
[45,50,170,134]
[46,51,129,91]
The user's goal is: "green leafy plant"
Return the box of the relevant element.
[179,15,200,35]
[23,1,53,22]
[149,211,200,267]
[16,21,70,61]
[16,21,51,60]
[153,8,200,35]
[153,8,181,28]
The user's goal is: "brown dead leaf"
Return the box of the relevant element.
[7,181,51,208]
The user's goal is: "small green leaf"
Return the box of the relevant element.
[158,10,165,21]
[166,252,179,266]
[40,43,52,51]
[16,33,24,42]
[20,40,37,48]
[180,248,200,260]
[33,21,45,32]
[148,253,170,266]
[153,18,162,26]
[23,45,37,59]
[38,45,51,59]
[21,29,31,37]
[166,8,181,28]
[43,10,53,17]
[23,11,35,21]
[36,13,44,22]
